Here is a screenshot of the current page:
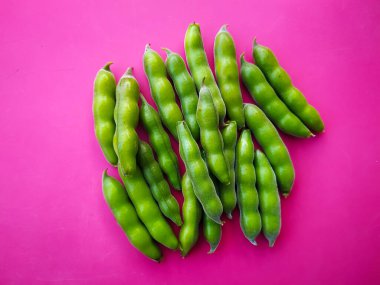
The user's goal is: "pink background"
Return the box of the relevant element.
[1,0,379,284]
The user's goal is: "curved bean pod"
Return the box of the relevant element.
[140,96,181,190]
[253,39,324,133]
[137,140,182,226]
[177,121,223,224]
[164,48,200,140]
[196,82,230,184]
[118,166,178,250]
[179,172,202,257]
[143,45,183,139]
[219,121,237,218]
[236,129,261,245]
[93,63,118,165]
[240,54,312,138]
[185,23,226,123]
[244,104,295,196]
[114,68,139,175]
[254,150,281,247]
[214,25,245,128]
[102,170,162,261]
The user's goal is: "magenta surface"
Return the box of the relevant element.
[1,0,379,284]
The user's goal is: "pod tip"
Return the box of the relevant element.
[208,243,219,254]
[103,62,113,71]
[219,24,228,33]
[226,213,233,220]
[145,43,151,52]
[162,47,172,55]
[249,239,258,246]
[253,37,258,47]
[269,239,276,247]
[125,67,133,75]
[240,53,246,65]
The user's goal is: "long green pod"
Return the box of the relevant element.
[140,96,181,190]
[179,172,202,257]
[177,121,223,224]
[137,140,182,226]
[185,23,226,123]
[219,121,238,218]
[102,170,162,261]
[236,129,261,245]
[244,104,295,196]
[253,39,324,133]
[163,48,200,140]
[118,166,178,250]
[143,45,183,139]
[214,25,245,128]
[114,68,140,175]
[240,54,312,138]
[254,150,281,247]
[196,82,230,184]
[93,63,118,165]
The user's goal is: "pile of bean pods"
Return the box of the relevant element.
[93,23,324,262]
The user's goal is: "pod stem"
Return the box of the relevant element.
[103,62,113,71]
[162,47,172,55]
[240,53,246,65]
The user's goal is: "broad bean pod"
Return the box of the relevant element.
[196,82,230,184]
[143,45,183,139]
[253,40,324,133]
[185,23,226,123]
[214,25,245,128]
[93,63,118,165]
[219,121,238,218]
[164,48,200,140]
[137,140,182,226]
[177,121,223,224]
[254,149,281,247]
[179,172,202,257]
[236,129,261,245]
[244,104,295,196]
[240,55,312,138]
[102,170,162,261]
[114,68,139,175]
[118,166,178,250]
[140,96,181,190]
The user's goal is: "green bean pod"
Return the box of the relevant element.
[236,129,261,245]
[244,104,295,196]
[253,40,324,133]
[93,63,118,166]
[137,140,182,226]
[240,54,313,138]
[196,82,230,184]
[163,48,200,141]
[143,45,183,139]
[102,170,162,261]
[118,166,178,250]
[185,23,226,123]
[219,121,237,218]
[114,68,139,175]
[179,172,202,257]
[140,96,181,190]
[254,150,281,247]
[177,121,223,224]
[214,25,245,129]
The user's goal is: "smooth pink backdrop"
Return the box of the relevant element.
[1,0,379,284]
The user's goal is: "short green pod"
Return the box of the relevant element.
[114,68,140,175]
[254,150,281,247]
[244,104,295,196]
[214,25,245,129]
[143,44,184,139]
[118,166,178,250]
[179,172,202,257]
[219,121,237,218]
[203,214,222,254]
[236,129,262,245]
[163,48,200,141]
[177,121,223,224]
[93,62,118,166]
[240,54,313,138]
[185,23,226,123]
[102,170,162,262]
[140,96,181,190]
[196,82,230,184]
[253,40,325,133]
[137,140,182,226]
